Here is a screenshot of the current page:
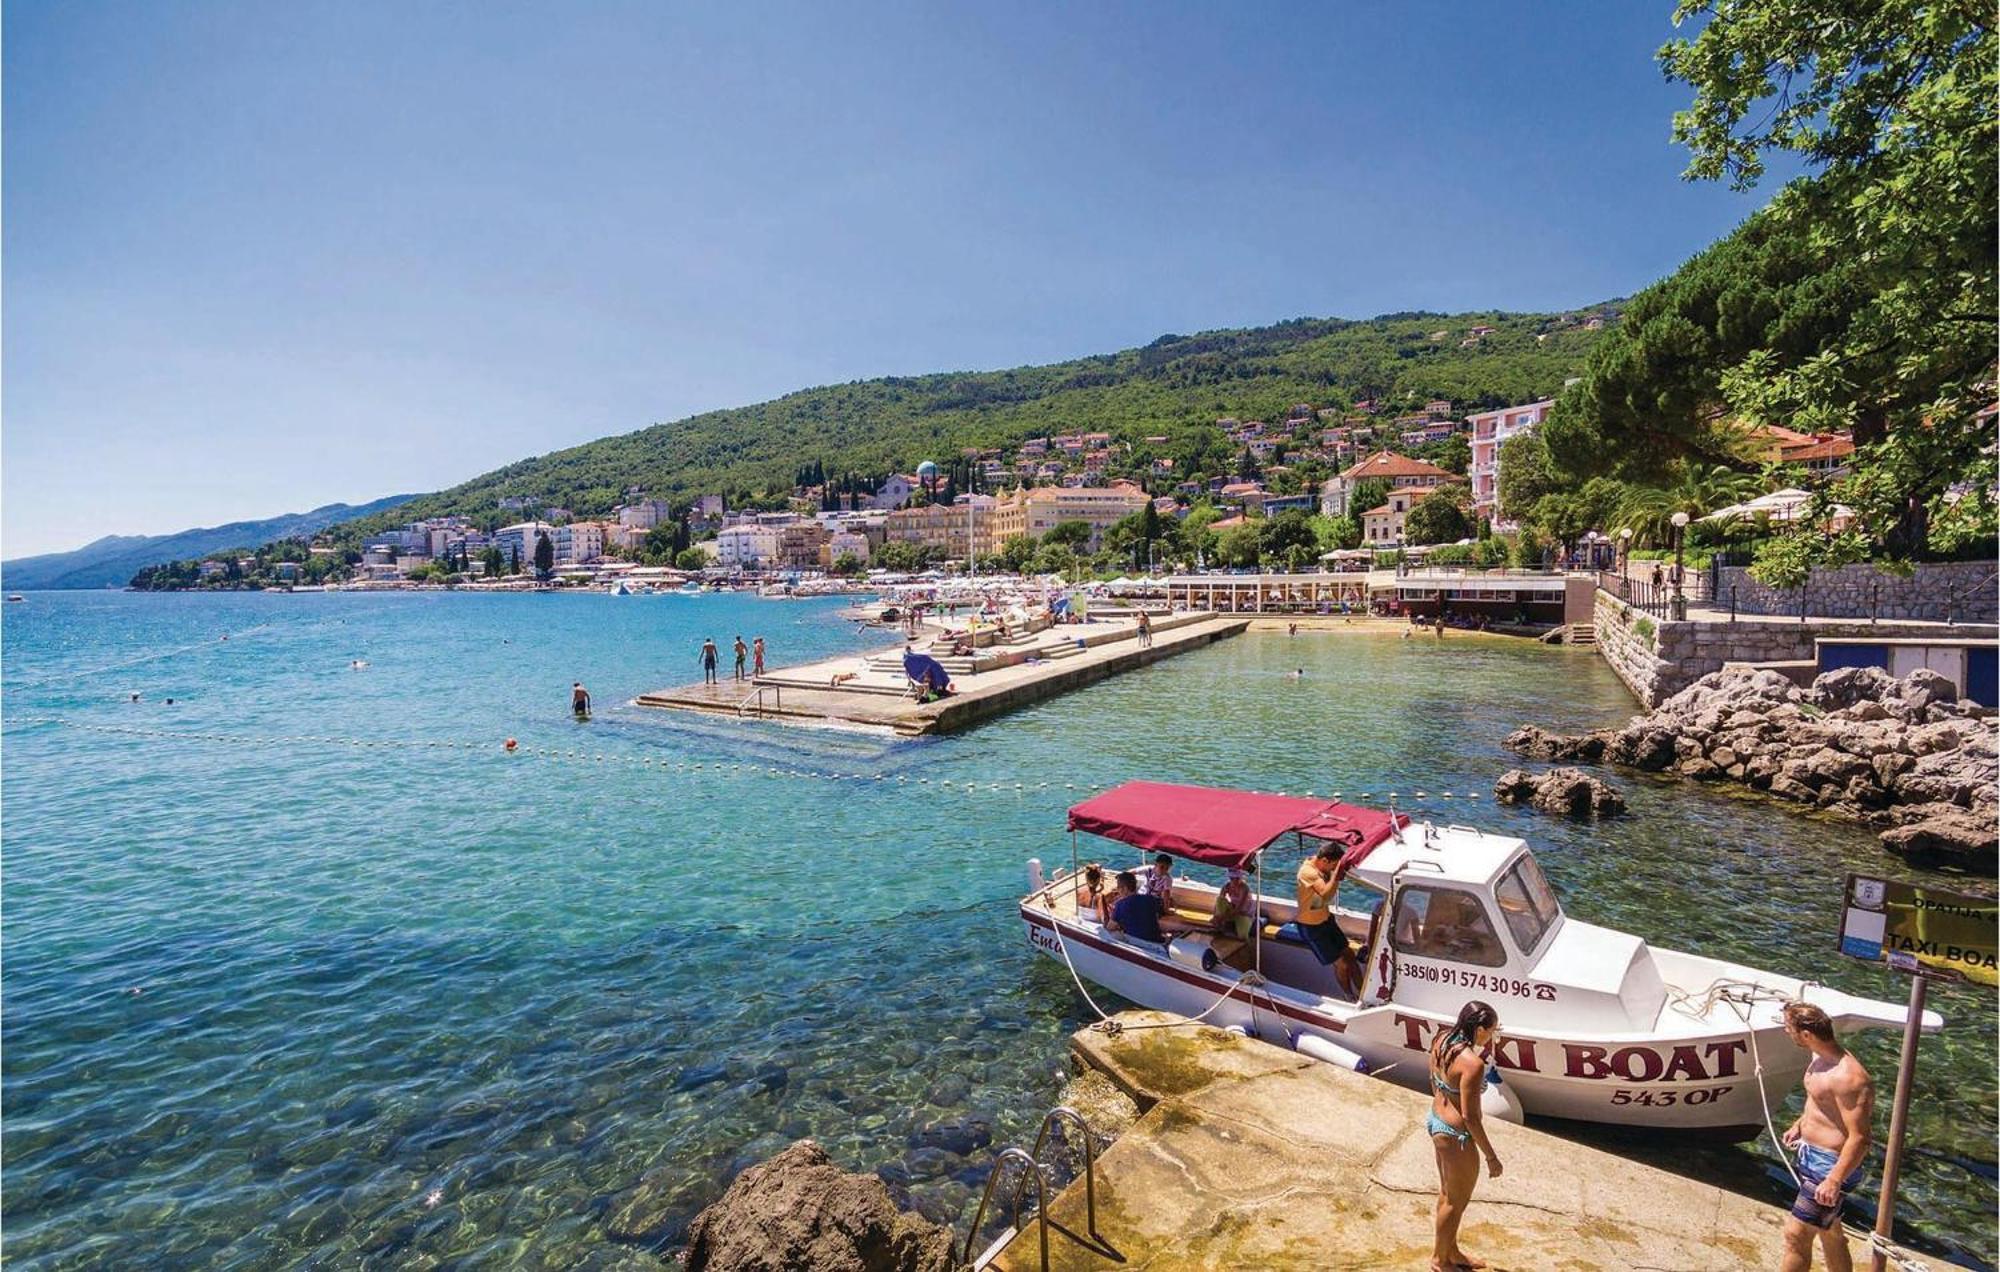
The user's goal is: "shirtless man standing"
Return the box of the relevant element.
[1779,1001,1873,1272]
[1294,842,1362,998]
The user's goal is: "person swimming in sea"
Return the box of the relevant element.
[571,681,592,718]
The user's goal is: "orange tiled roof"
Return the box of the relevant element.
[1339,450,1454,481]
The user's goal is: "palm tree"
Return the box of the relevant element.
[1614,462,1761,546]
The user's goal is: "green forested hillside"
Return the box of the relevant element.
[334,307,1614,536]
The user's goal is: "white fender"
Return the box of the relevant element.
[1481,1066,1525,1125]
[1295,1034,1371,1074]
[1027,858,1045,894]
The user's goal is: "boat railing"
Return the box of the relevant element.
[735,684,782,718]
[962,1106,1118,1271]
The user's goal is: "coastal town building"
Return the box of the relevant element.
[776,522,832,569]
[715,523,780,568]
[1360,484,1442,546]
[1468,399,1555,527]
[885,494,1003,559]
[554,521,606,565]
[617,499,673,530]
[494,522,557,568]
[821,529,870,566]
[1319,451,1455,518]
[991,483,1150,551]
[872,474,918,510]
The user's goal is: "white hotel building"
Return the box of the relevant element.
[1468,399,1554,528]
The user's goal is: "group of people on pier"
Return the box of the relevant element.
[697,634,766,685]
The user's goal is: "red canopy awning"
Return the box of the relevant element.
[1066,780,1406,869]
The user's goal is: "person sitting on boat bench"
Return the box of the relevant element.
[1212,868,1255,939]
[1104,869,1192,946]
[1292,843,1362,998]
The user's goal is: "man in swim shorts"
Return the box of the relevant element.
[1294,842,1361,998]
[571,682,591,717]
[1779,1000,1872,1271]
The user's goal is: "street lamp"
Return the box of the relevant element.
[1669,511,1689,621]
[1619,528,1633,584]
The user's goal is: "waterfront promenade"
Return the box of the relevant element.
[990,1011,1903,1271]
[636,612,1248,734]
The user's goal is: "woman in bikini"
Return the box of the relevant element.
[1428,1000,1503,1272]
[1075,863,1110,922]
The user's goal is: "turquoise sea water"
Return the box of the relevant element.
[3,591,1993,1268]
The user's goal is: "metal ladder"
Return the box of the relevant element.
[962,1105,1120,1271]
[735,683,782,718]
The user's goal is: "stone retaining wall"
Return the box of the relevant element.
[1593,589,1998,706]
[1713,560,1998,623]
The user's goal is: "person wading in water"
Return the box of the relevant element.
[1428,1000,1503,1272]
[570,681,591,718]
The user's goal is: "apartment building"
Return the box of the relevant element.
[1467,399,1555,527]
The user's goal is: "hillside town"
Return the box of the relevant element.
[131,374,1873,595]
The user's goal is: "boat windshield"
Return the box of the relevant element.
[1493,854,1562,957]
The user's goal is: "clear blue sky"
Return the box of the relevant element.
[3,1,1782,558]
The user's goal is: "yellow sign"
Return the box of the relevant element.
[1839,875,1998,986]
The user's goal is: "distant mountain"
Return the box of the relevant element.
[325,305,1618,540]
[2,495,417,589]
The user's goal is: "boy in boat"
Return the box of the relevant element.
[1104,870,1193,946]
[1144,853,1175,910]
[1294,842,1362,998]
[1779,1001,1874,1272]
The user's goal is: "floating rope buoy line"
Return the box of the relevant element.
[4,716,1497,806]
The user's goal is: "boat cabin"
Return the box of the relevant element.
[1049,781,1667,1033]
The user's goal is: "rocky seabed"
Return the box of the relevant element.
[1508,664,1998,868]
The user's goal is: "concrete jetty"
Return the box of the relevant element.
[636,612,1248,735]
[989,1010,1899,1271]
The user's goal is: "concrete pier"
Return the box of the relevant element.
[636,612,1248,736]
[989,1011,1900,1271]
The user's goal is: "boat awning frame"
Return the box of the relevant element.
[1066,780,1407,869]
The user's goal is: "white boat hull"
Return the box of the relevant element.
[1026,906,1838,1137]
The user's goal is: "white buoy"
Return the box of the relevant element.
[1295,1034,1371,1074]
[1481,1067,1526,1125]
[1026,858,1045,894]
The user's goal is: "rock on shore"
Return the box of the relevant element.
[681,1140,958,1272]
[1494,767,1627,816]
[1506,665,1998,868]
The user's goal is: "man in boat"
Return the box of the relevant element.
[1778,1001,1874,1272]
[1293,842,1362,998]
[1104,869,1193,946]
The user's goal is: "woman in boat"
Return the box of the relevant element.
[1075,863,1110,922]
[1429,1000,1503,1272]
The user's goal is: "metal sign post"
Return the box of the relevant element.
[1836,874,1997,1272]
[1868,973,1925,1272]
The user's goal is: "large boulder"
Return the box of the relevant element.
[1606,724,1677,771]
[1810,665,1901,712]
[1494,767,1627,816]
[1879,807,1998,870]
[1502,724,1610,763]
[681,1140,958,1272]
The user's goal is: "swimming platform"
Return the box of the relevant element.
[636,612,1248,736]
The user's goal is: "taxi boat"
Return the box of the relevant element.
[1021,781,1941,1137]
